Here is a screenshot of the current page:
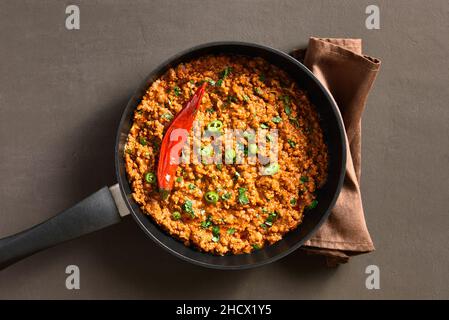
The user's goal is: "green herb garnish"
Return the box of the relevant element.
[188,183,196,190]
[212,225,220,242]
[200,145,214,157]
[264,212,278,227]
[271,116,282,124]
[227,95,237,103]
[152,139,160,152]
[282,95,291,106]
[243,131,256,140]
[308,200,318,209]
[139,137,147,146]
[262,163,280,175]
[201,216,213,229]
[289,117,300,127]
[300,176,309,183]
[182,200,195,217]
[173,86,181,96]
[165,98,172,108]
[161,113,174,120]
[238,187,249,205]
[287,139,296,148]
[220,67,232,78]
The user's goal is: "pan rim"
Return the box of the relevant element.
[114,41,347,270]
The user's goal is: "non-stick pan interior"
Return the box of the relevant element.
[115,42,346,269]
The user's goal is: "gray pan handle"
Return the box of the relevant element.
[0,184,130,270]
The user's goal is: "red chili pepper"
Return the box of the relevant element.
[157,82,207,198]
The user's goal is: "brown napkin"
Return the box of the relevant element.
[291,37,381,266]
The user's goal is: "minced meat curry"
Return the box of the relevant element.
[124,55,328,255]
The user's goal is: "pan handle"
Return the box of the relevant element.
[0,185,128,270]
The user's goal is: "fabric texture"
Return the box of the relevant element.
[291,37,381,266]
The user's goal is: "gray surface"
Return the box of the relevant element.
[0,0,448,299]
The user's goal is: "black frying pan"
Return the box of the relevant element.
[0,42,346,270]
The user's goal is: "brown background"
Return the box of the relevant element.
[0,0,448,299]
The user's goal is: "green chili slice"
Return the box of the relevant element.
[221,192,232,201]
[207,120,224,132]
[144,172,156,184]
[204,191,219,204]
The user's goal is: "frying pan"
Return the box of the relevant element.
[0,42,346,270]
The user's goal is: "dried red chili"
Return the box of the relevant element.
[157,82,207,198]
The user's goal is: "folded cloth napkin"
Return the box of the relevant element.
[291,37,381,266]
